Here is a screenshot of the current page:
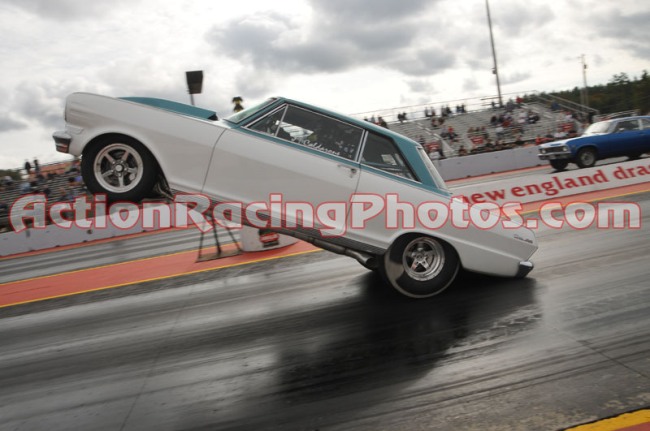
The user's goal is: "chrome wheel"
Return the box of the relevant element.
[82,136,158,202]
[380,235,459,299]
[94,143,144,193]
[576,148,596,168]
[402,237,445,281]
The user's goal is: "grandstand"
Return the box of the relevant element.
[359,92,593,157]
[0,160,85,232]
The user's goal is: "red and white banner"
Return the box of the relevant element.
[452,158,650,205]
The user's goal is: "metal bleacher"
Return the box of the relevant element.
[0,160,84,231]
[358,92,593,155]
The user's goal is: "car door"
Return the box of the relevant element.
[638,118,650,154]
[608,118,644,157]
[202,104,363,234]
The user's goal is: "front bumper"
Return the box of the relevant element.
[53,131,71,153]
[538,152,571,160]
[515,261,534,278]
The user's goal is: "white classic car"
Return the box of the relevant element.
[53,93,537,298]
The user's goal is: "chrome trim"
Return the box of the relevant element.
[538,152,571,160]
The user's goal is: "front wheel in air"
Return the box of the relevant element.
[379,235,460,299]
[81,135,158,203]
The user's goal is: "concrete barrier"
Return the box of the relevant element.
[437,146,543,180]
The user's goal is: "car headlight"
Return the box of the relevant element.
[540,148,546,154]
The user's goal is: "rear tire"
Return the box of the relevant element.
[550,159,569,171]
[379,235,459,299]
[81,135,158,202]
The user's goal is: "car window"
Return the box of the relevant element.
[249,104,363,160]
[615,119,640,132]
[641,119,650,130]
[584,121,610,135]
[361,132,417,181]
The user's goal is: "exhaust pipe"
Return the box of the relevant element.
[309,238,378,270]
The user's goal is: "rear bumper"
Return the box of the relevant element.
[53,131,71,153]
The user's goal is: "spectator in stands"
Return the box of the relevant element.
[58,186,74,202]
[458,146,468,156]
[495,124,505,139]
[24,160,32,175]
[43,183,52,199]
[33,158,40,175]
[20,181,31,195]
[377,117,389,129]
[67,159,80,174]
[514,135,524,146]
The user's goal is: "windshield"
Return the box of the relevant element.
[416,147,448,191]
[225,98,277,124]
[583,121,611,135]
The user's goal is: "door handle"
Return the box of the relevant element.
[337,164,358,176]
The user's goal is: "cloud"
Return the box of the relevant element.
[592,10,650,60]
[2,0,138,20]
[406,79,435,94]
[205,0,452,80]
[491,3,555,37]
[501,71,532,86]
[0,116,28,133]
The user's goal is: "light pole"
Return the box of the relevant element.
[485,0,503,108]
[580,54,589,108]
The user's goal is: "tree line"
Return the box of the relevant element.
[543,70,650,115]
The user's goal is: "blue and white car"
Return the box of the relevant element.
[53,93,537,298]
[538,116,650,171]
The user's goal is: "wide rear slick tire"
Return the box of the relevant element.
[81,135,158,203]
[380,235,460,299]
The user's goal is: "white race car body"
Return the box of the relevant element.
[54,93,537,297]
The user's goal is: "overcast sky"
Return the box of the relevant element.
[1,0,648,169]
